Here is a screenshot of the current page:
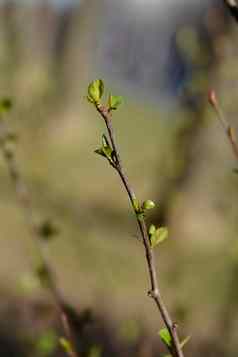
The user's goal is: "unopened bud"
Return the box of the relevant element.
[142,200,156,211]
[208,89,217,107]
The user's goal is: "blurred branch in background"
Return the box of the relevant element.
[0,100,79,357]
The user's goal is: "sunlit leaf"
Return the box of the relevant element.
[108,94,123,110]
[88,79,104,104]
[150,227,168,248]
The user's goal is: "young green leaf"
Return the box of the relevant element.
[108,94,123,110]
[95,134,114,164]
[102,134,110,148]
[159,328,172,348]
[59,337,74,356]
[132,198,140,212]
[88,79,104,104]
[102,145,113,161]
[150,227,168,248]
[95,148,106,158]
[156,227,169,243]
[149,224,156,236]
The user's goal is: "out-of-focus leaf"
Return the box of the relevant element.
[36,330,58,357]
[0,98,12,114]
[38,219,59,241]
[35,263,51,288]
[88,345,102,357]
[59,337,74,356]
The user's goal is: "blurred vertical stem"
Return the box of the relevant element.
[93,100,184,357]
[209,90,238,160]
[0,109,79,357]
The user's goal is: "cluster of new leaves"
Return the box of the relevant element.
[87,79,169,251]
[87,79,122,111]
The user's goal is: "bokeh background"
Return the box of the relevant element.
[1,0,238,356]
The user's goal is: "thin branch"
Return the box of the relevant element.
[95,104,184,357]
[209,90,238,161]
[0,120,79,357]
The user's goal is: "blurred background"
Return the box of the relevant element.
[0,0,238,356]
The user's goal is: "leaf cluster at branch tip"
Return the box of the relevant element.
[87,79,123,111]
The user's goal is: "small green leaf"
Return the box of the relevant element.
[159,328,172,348]
[59,337,74,356]
[0,98,12,114]
[102,134,110,148]
[97,134,114,163]
[149,224,156,236]
[150,227,168,248]
[102,145,113,160]
[142,200,156,211]
[95,148,106,158]
[87,95,95,103]
[132,198,140,212]
[88,79,104,104]
[156,227,169,243]
[108,94,123,110]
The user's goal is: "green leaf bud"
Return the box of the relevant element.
[142,200,156,211]
[88,79,104,104]
[149,224,156,236]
